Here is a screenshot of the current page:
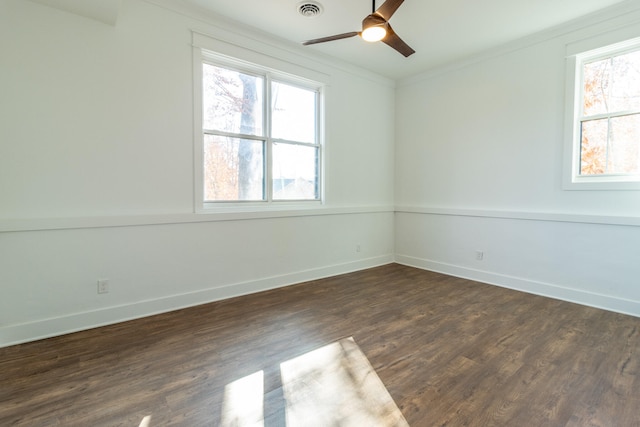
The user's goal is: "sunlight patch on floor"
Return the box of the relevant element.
[220,337,408,427]
[280,337,409,427]
[220,370,265,427]
[138,415,152,427]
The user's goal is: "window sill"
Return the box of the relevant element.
[197,200,323,215]
[563,176,640,191]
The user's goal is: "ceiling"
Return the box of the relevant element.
[179,0,631,79]
[29,0,634,79]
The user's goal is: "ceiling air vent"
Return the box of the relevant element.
[298,1,323,18]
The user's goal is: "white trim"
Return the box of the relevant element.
[0,205,394,233]
[142,0,394,88]
[395,254,640,318]
[563,26,640,190]
[565,22,640,57]
[193,45,204,213]
[394,205,640,227]
[563,53,581,189]
[28,0,121,26]
[193,35,326,212]
[5,205,640,233]
[194,33,331,86]
[0,255,394,348]
[565,175,640,190]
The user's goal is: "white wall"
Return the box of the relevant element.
[0,0,395,347]
[4,0,640,349]
[395,5,640,316]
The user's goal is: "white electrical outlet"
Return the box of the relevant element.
[356,244,361,253]
[97,279,109,294]
[475,251,484,261]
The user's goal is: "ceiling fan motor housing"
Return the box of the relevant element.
[362,14,387,30]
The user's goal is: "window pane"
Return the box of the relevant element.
[610,50,640,112]
[272,143,318,200]
[580,118,608,175]
[203,64,263,136]
[271,82,316,143]
[580,115,640,175]
[204,135,265,201]
[608,114,640,174]
[583,58,611,116]
[583,51,640,116]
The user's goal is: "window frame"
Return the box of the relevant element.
[563,35,640,191]
[194,49,325,212]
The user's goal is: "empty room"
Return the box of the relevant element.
[2,0,640,425]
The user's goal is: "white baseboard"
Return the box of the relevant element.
[0,255,394,348]
[395,254,640,318]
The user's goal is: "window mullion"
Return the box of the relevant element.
[316,88,322,200]
[204,129,265,141]
[581,110,640,122]
[265,73,273,203]
[606,116,612,174]
[271,138,319,148]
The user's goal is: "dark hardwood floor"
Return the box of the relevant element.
[1,264,640,426]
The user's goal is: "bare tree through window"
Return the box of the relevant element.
[580,50,640,176]
[202,61,320,203]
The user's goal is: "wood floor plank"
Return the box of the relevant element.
[2,264,640,426]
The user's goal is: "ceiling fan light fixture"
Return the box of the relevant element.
[301,0,415,57]
[361,24,386,42]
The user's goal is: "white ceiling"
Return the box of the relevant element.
[179,0,632,79]
[29,0,634,79]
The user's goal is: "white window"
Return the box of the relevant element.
[196,52,323,209]
[564,36,640,190]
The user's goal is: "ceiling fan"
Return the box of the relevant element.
[302,0,415,57]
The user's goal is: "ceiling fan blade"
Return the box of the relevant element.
[302,32,360,46]
[381,24,415,57]
[374,0,404,21]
